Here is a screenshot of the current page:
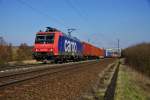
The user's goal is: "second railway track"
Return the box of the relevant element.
[0,60,99,88]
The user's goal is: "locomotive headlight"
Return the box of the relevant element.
[36,48,40,51]
[50,48,53,52]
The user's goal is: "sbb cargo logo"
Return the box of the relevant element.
[64,40,77,53]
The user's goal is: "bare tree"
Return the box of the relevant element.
[17,43,32,61]
[0,37,12,65]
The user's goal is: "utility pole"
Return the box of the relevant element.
[117,39,120,56]
[68,28,76,36]
[88,39,90,43]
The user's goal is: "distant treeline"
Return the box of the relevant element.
[122,43,150,77]
[0,37,32,65]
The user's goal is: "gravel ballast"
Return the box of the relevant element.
[0,59,115,100]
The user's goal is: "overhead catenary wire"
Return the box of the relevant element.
[64,0,87,22]
[16,0,68,29]
[64,0,96,42]
[64,0,104,45]
[16,0,103,46]
[74,0,89,18]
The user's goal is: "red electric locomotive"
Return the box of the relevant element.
[32,27,83,62]
[32,27,62,61]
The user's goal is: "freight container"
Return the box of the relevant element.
[82,42,104,59]
[104,48,121,58]
[58,34,83,57]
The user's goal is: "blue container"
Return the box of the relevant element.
[58,35,83,56]
[104,49,113,57]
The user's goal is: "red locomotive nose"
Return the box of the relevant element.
[33,44,54,52]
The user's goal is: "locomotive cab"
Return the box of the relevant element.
[32,27,61,61]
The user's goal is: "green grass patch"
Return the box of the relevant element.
[115,65,150,100]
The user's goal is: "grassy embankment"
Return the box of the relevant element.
[115,64,150,100]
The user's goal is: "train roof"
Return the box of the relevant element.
[37,27,81,42]
[45,27,61,32]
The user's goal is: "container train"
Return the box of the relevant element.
[32,27,120,62]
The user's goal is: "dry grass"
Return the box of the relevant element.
[115,64,150,100]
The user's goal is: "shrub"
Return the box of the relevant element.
[123,43,150,76]
[0,37,13,65]
[16,43,32,61]
[0,37,33,65]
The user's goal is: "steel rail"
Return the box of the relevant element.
[0,60,99,88]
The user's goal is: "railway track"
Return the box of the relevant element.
[0,60,99,88]
[0,59,99,71]
[0,63,45,71]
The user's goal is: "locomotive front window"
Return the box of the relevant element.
[35,34,54,44]
[35,35,45,43]
[46,34,54,43]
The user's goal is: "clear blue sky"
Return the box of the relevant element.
[0,0,150,48]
